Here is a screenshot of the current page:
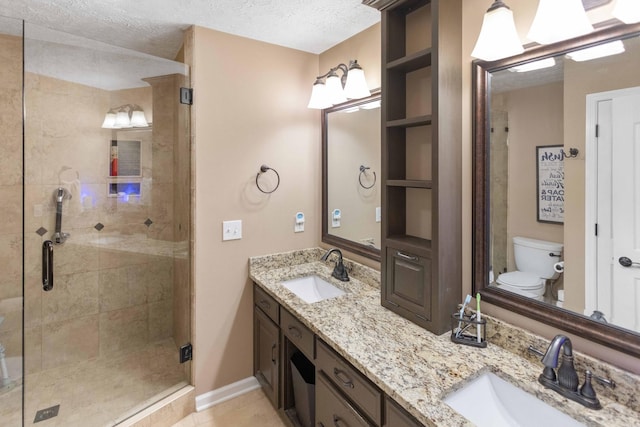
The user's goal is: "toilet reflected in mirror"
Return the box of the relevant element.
[492,236,563,302]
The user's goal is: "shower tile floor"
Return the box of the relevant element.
[0,338,186,427]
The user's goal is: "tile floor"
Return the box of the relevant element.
[171,389,288,427]
[0,338,187,427]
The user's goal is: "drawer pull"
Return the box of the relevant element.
[288,326,302,339]
[271,343,277,364]
[259,299,271,310]
[333,368,355,389]
[396,251,418,261]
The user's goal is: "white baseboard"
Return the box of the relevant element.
[195,376,261,412]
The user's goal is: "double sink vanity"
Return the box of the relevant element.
[250,248,640,427]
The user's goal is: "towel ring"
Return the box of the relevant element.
[256,165,280,194]
[358,165,376,189]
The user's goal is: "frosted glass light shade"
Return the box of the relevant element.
[527,0,593,45]
[510,57,556,72]
[566,40,625,61]
[101,112,116,128]
[344,63,370,100]
[612,0,640,23]
[130,110,149,127]
[307,81,332,109]
[471,2,524,61]
[325,73,347,105]
[115,110,131,128]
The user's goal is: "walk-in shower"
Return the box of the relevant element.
[0,16,192,426]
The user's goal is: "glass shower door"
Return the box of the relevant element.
[21,23,191,426]
[0,14,24,427]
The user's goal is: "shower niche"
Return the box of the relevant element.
[108,138,143,197]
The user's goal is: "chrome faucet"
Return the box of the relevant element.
[536,335,601,409]
[321,248,349,282]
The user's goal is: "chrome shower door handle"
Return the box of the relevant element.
[42,240,54,291]
[53,187,70,244]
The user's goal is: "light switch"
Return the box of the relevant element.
[375,207,381,223]
[222,220,242,241]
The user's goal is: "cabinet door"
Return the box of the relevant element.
[316,373,373,427]
[254,306,279,408]
[384,397,423,427]
[383,248,431,322]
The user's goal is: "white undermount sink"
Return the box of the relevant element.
[443,372,585,427]
[281,275,346,304]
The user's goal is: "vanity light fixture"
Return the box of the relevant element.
[471,1,524,61]
[527,0,593,45]
[565,40,625,61]
[509,57,556,72]
[307,60,371,109]
[612,0,640,24]
[101,104,149,129]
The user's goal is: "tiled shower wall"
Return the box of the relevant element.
[0,30,190,379]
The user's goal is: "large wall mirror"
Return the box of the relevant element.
[323,92,381,261]
[473,22,640,357]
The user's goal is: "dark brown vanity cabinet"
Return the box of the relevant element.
[254,286,280,408]
[384,397,422,427]
[253,284,426,427]
[384,248,432,324]
[372,0,462,334]
[316,340,383,426]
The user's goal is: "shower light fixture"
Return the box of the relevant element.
[307,60,371,109]
[102,104,149,129]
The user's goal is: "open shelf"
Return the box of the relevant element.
[387,115,432,128]
[387,179,432,188]
[387,48,432,73]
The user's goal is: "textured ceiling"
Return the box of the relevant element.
[0,0,381,59]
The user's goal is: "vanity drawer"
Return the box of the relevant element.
[281,308,314,360]
[254,284,279,324]
[316,339,382,426]
[316,372,373,427]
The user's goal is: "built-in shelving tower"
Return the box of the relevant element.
[366,0,462,334]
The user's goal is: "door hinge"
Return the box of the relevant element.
[595,223,598,236]
[180,343,193,363]
[595,124,599,138]
[180,87,193,105]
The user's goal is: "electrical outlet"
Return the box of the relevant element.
[222,220,242,241]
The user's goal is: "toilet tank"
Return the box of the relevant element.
[513,236,563,279]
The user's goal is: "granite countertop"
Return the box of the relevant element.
[249,248,640,427]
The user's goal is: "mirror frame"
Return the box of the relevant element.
[322,91,382,262]
[473,22,640,358]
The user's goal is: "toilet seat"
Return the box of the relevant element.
[496,271,545,300]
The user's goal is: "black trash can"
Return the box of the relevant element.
[290,351,315,427]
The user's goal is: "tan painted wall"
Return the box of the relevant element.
[502,83,564,271]
[190,26,320,393]
[327,106,381,248]
[462,0,639,372]
[187,1,638,395]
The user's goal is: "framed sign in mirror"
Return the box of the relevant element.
[536,145,564,224]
